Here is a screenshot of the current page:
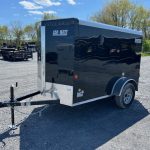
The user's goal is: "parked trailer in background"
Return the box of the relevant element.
[1,47,33,61]
[27,42,37,52]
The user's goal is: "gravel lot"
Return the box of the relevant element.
[0,53,150,150]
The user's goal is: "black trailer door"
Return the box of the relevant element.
[57,44,73,71]
[45,24,77,86]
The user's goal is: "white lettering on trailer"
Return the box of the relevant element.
[77,89,84,98]
[53,30,68,36]
[135,39,142,44]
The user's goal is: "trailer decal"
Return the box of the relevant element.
[53,30,68,36]
[77,89,84,98]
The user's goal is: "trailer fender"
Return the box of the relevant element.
[111,77,138,96]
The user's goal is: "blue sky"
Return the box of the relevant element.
[0,0,150,26]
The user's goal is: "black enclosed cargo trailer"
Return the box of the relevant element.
[0,18,143,130]
[38,18,143,108]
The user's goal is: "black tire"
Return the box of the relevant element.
[115,83,135,109]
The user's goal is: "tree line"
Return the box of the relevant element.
[0,14,58,48]
[0,0,150,52]
[91,0,150,39]
[90,0,150,53]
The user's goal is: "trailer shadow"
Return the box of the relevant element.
[17,98,149,150]
[13,99,150,149]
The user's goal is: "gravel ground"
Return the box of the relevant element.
[0,53,150,150]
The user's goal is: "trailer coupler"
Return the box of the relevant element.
[0,85,60,133]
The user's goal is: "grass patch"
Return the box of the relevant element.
[141,53,150,56]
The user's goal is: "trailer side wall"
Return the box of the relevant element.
[73,24,142,104]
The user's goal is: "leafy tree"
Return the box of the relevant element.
[129,6,150,38]
[91,0,132,27]
[143,40,150,53]
[134,6,150,38]
[91,0,150,38]
[0,25,8,46]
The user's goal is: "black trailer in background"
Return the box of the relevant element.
[1,48,32,61]
[0,44,33,61]
[38,18,143,108]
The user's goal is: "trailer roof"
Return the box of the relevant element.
[79,19,143,36]
[41,18,143,36]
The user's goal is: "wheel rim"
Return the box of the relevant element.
[123,88,133,104]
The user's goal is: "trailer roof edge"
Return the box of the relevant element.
[79,19,143,36]
[41,18,142,36]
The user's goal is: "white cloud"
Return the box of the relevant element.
[19,1,43,10]
[29,10,57,15]
[33,0,61,6]
[67,0,76,5]
[29,10,43,15]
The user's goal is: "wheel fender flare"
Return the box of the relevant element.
[111,77,138,96]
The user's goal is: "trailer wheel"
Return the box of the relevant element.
[115,83,135,109]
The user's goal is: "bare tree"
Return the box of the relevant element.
[24,24,36,41]
[7,29,14,46]
[33,13,59,44]
[42,13,58,21]
[11,21,24,48]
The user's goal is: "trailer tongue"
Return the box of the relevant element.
[0,84,59,132]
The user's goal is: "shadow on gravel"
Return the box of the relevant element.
[19,98,149,150]
[0,98,149,150]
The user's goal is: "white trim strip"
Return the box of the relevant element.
[119,79,137,96]
[79,20,143,36]
[41,26,46,92]
[72,95,112,107]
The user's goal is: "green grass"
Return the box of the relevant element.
[141,52,150,56]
